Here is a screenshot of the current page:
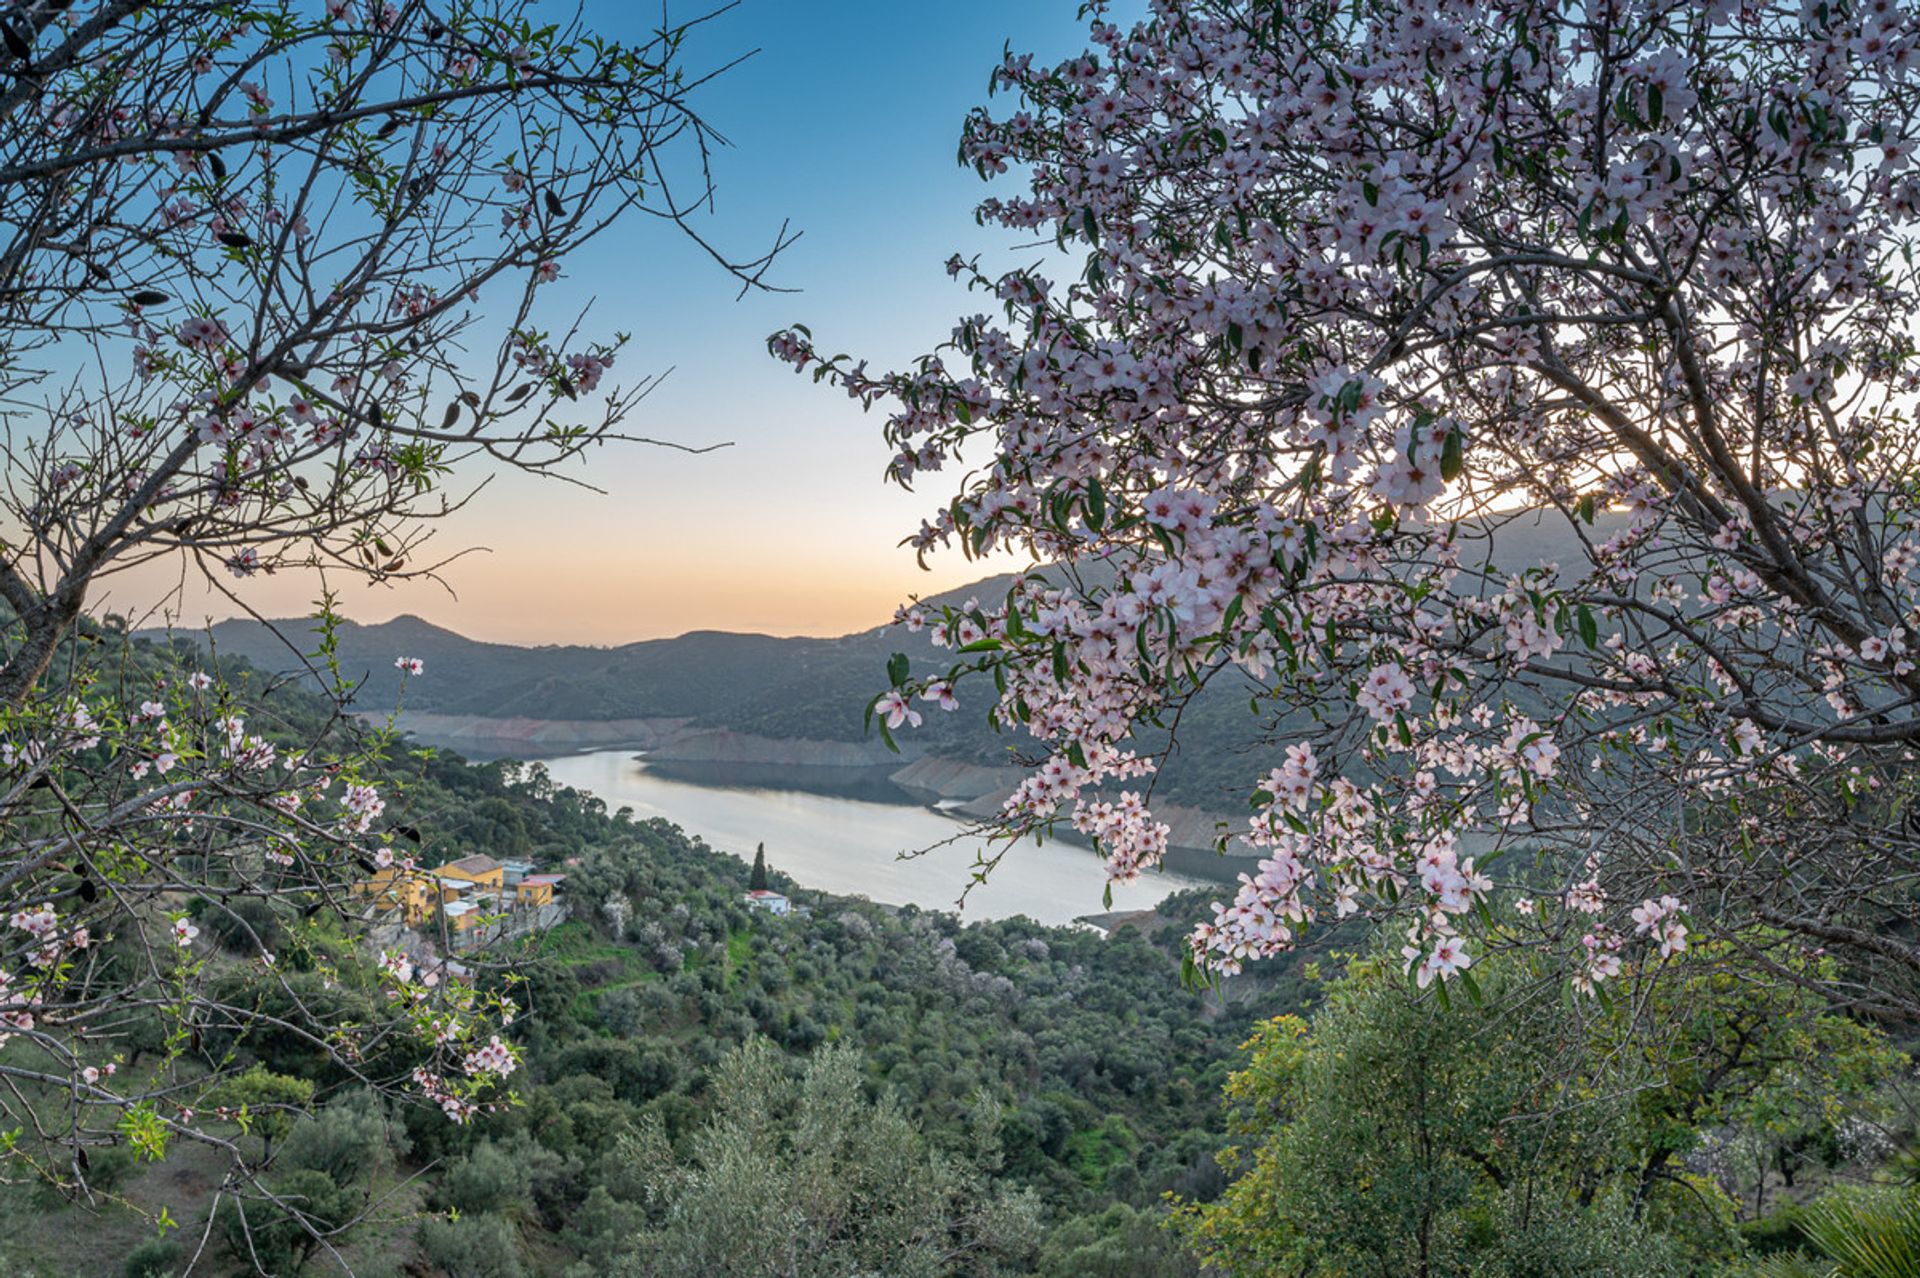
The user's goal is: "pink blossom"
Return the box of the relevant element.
[1355,663,1414,722]
[876,690,922,730]
[176,316,229,351]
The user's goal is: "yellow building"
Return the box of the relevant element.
[364,855,561,944]
[434,854,504,893]
[356,866,439,925]
[515,873,565,908]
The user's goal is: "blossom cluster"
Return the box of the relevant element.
[0,648,523,1142]
[774,0,1920,994]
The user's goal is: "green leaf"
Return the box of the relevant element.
[1439,427,1464,482]
[1048,488,1073,532]
[886,652,910,688]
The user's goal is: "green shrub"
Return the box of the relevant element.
[1742,1205,1811,1258]
[436,1139,533,1217]
[122,1238,179,1278]
[417,1212,526,1278]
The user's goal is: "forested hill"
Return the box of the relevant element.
[157,591,1280,812]
[160,579,1020,745]
[162,513,1614,810]
[0,627,1314,1276]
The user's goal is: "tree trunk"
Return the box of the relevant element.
[0,593,82,707]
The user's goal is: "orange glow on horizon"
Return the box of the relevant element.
[95,541,1009,646]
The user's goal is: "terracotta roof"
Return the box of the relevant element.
[520,873,566,885]
[746,889,787,900]
[440,854,502,877]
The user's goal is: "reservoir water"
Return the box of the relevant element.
[531,749,1212,926]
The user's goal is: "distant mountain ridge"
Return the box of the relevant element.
[152,513,1620,815]
[145,572,1026,753]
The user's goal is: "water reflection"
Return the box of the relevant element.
[528,749,1212,926]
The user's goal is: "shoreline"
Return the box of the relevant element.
[374,711,1262,891]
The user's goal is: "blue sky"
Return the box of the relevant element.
[126,1,1107,644]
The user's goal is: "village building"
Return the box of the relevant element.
[442,898,481,935]
[355,865,439,925]
[434,854,505,893]
[744,889,791,916]
[358,849,570,952]
[517,873,566,908]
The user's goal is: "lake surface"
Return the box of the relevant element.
[533,749,1211,926]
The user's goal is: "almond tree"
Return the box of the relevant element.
[778,0,1920,1021]
[0,0,784,1254]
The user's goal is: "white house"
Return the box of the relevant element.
[744,889,791,916]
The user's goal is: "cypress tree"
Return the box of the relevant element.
[749,843,770,893]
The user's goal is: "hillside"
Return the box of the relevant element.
[162,573,1025,744]
[158,513,1622,813]
[4,640,1892,1278]
[0,640,1312,1276]
[11,549,1904,1278]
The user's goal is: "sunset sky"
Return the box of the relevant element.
[113,1,1101,646]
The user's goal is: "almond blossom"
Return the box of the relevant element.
[775,0,1920,999]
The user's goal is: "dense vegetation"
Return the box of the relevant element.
[1,636,1307,1274]
[178,518,1613,819]
[3,634,1915,1277]
[169,584,1368,811]
[1176,948,1904,1277]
